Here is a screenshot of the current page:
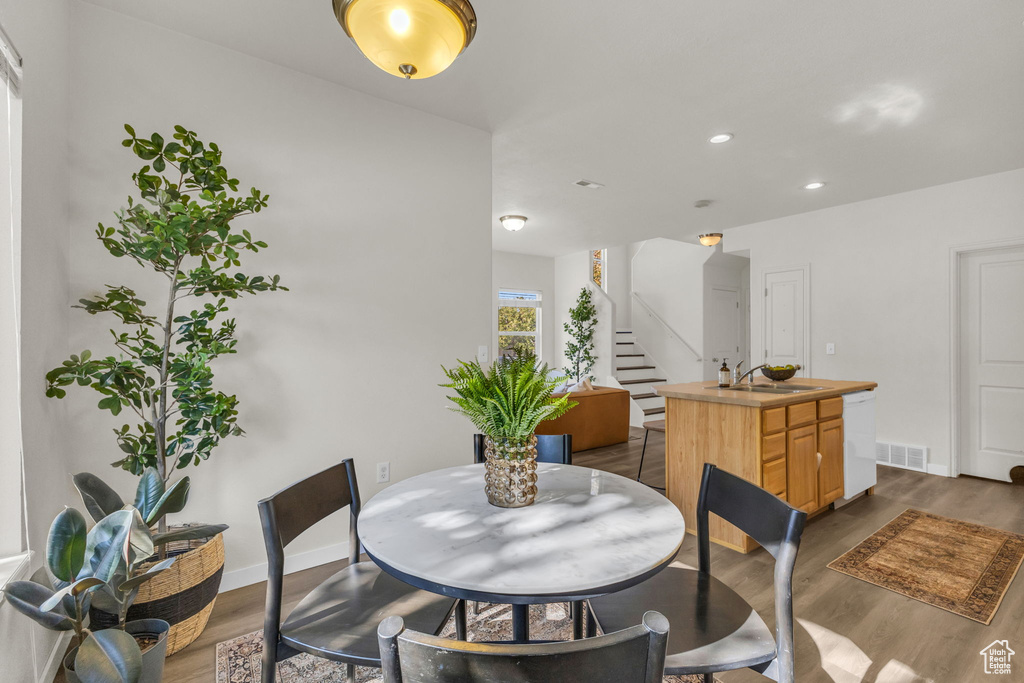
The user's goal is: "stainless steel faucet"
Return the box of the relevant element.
[736,363,767,385]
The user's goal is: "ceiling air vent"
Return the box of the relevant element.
[574,179,604,189]
[875,441,928,473]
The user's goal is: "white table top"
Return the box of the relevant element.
[357,463,685,603]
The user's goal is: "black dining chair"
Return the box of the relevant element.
[587,463,808,683]
[258,460,463,683]
[378,610,669,683]
[472,433,573,465]
[471,433,584,637]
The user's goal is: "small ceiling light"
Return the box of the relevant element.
[500,215,527,232]
[574,179,605,189]
[698,233,723,247]
[708,133,733,144]
[803,181,827,190]
[333,0,477,80]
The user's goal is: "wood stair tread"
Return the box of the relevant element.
[643,407,666,416]
[618,377,666,385]
[617,365,656,371]
[616,353,645,357]
[630,392,659,400]
[616,342,634,345]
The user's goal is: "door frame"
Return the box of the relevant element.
[948,236,1024,478]
[760,264,811,378]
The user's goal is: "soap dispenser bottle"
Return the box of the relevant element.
[718,359,731,387]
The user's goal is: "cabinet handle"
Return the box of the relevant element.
[816,452,822,470]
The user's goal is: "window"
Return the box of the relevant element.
[591,249,607,290]
[0,28,23,560]
[497,289,541,360]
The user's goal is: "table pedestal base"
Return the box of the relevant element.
[511,604,530,643]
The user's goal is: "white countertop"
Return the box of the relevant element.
[357,463,685,601]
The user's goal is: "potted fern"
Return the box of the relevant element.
[441,354,575,507]
[43,124,286,654]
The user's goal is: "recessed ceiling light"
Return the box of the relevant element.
[500,215,527,232]
[574,179,604,189]
[803,181,826,190]
[708,133,733,144]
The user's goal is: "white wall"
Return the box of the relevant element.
[2,0,75,678]
[630,238,707,384]
[492,251,555,364]
[64,2,492,589]
[725,168,1024,476]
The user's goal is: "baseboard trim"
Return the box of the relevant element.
[926,463,951,477]
[219,542,348,593]
[37,632,72,683]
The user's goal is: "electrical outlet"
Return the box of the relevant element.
[826,343,836,355]
[376,461,390,484]
[478,345,489,363]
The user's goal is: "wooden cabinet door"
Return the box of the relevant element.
[787,424,818,513]
[818,418,844,507]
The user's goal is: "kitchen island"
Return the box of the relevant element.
[656,377,877,553]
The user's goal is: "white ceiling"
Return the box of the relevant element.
[82,0,1024,257]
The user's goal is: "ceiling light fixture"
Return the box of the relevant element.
[333,0,477,80]
[803,181,826,190]
[500,215,527,232]
[574,179,605,189]
[698,233,723,247]
[708,133,733,144]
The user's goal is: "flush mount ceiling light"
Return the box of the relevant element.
[698,233,723,247]
[500,215,527,232]
[708,133,733,144]
[333,0,477,79]
[574,179,605,189]
[803,181,827,190]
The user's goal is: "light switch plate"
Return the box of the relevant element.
[478,345,489,363]
[826,343,836,355]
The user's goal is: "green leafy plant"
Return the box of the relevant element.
[2,506,176,683]
[440,354,575,445]
[563,287,598,383]
[43,124,285,533]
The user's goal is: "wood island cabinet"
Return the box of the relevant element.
[662,380,876,553]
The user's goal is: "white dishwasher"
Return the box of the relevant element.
[839,390,877,504]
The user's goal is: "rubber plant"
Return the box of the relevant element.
[44,124,286,538]
[563,286,598,383]
[1,506,175,683]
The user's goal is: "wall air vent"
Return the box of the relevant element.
[876,441,928,473]
[574,179,604,189]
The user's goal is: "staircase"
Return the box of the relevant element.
[614,330,667,419]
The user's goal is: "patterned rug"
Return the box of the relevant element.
[216,602,712,682]
[828,509,1024,624]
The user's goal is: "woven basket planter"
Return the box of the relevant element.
[90,531,225,656]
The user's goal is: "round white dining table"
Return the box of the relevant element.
[357,462,685,642]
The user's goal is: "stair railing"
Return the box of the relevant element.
[631,291,702,362]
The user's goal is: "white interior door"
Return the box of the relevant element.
[706,286,740,380]
[763,267,809,377]
[959,246,1024,481]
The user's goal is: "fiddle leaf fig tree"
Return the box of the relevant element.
[45,124,286,531]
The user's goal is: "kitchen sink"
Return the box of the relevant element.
[706,383,825,394]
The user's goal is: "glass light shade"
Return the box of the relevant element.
[335,0,476,79]
[698,233,723,247]
[500,215,527,232]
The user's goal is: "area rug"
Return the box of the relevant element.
[828,509,1024,624]
[216,602,713,682]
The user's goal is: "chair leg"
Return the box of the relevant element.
[585,605,597,638]
[346,663,355,683]
[455,600,468,640]
[703,674,714,683]
[637,429,650,482]
[261,645,277,683]
[571,601,584,640]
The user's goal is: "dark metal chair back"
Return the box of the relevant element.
[473,433,573,465]
[378,611,669,683]
[258,460,362,679]
[696,463,807,683]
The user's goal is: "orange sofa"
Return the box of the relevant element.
[535,386,630,452]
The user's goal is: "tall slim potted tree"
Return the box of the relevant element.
[563,287,598,384]
[45,124,286,654]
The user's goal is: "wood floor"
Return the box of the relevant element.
[155,428,1022,683]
